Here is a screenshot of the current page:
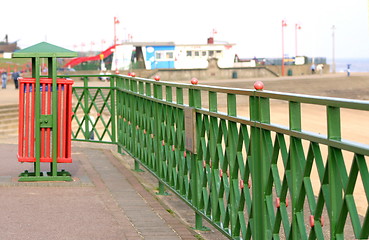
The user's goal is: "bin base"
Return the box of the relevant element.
[18,169,72,182]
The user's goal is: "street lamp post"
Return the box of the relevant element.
[114,17,120,73]
[114,17,120,47]
[332,25,336,73]
[281,20,287,76]
[295,24,301,57]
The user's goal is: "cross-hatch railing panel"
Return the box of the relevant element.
[66,75,116,144]
[66,74,369,240]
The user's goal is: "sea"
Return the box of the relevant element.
[328,58,369,73]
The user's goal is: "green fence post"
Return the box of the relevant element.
[156,85,175,195]
[157,181,170,196]
[152,83,163,176]
[116,75,123,154]
[83,76,90,140]
[259,95,273,239]
[111,75,116,144]
[175,86,186,197]
[227,93,243,238]
[188,86,209,231]
[289,101,304,239]
[49,57,58,177]
[327,106,342,240]
[131,78,143,172]
[249,89,268,240]
[34,56,41,178]
[208,91,221,225]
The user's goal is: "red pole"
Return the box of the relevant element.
[281,20,287,76]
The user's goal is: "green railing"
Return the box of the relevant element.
[63,74,369,240]
[69,75,116,144]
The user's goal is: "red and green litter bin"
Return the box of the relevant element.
[12,42,77,182]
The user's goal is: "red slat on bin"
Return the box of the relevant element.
[18,78,73,163]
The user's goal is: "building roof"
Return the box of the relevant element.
[0,42,18,53]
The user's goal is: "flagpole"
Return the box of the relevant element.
[114,17,119,73]
[332,25,336,73]
[114,17,118,48]
[295,24,298,57]
[295,24,301,57]
[281,20,287,76]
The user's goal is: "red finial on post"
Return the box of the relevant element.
[310,215,315,227]
[275,197,281,208]
[154,75,160,81]
[254,81,264,90]
[239,179,244,189]
[191,77,198,85]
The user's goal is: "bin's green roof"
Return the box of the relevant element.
[12,42,77,58]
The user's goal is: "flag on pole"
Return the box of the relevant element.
[114,17,120,24]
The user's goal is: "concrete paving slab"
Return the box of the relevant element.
[0,143,198,239]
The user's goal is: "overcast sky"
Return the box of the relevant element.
[1,0,368,59]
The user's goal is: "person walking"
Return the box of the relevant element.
[347,64,351,77]
[1,70,7,89]
[11,71,20,89]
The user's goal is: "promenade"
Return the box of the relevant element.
[0,81,225,240]
[1,72,367,239]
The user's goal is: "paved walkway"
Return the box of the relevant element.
[0,142,198,240]
[1,82,196,239]
[0,78,227,240]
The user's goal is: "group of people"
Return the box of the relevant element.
[0,70,20,89]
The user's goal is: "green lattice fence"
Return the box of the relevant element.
[67,74,369,240]
[67,75,116,144]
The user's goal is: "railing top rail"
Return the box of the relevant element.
[257,90,369,110]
